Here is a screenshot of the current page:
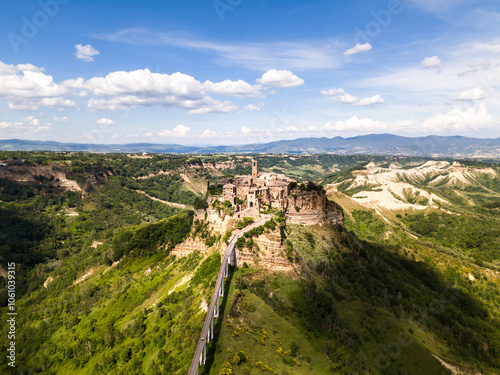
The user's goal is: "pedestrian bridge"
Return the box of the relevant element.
[187,217,269,375]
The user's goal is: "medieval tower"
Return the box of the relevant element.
[252,159,258,181]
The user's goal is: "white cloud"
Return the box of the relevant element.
[461,40,500,54]
[201,129,217,138]
[320,88,345,96]
[39,97,76,108]
[256,69,304,88]
[421,56,442,68]
[97,29,341,70]
[456,87,487,101]
[285,125,298,132]
[34,123,52,132]
[158,124,191,138]
[339,93,359,104]
[355,94,385,106]
[16,63,44,72]
[84,69,240,114]
[343,43,373,56]
[241,126,252,136]
[144,132,153,137]
[323,116,388,132]
[0,122,15,129]
[75,44,100,62]
[421,103,491,131]
[188,100,239,114]
[322,88,384,106]
[0,61,261,116]
[96,117,116,125]
[0,62,70,100]
[8,100,38,111]
[54,116,69,122]
[204,80,262,98]
[23,116,40,126]
[320,103,492,135]
[243,103,264,112]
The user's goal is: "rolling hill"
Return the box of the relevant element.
[1,134,499,158]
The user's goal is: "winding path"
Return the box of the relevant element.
[133,189,194,210]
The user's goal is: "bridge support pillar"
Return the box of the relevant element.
[203,342,206,365]
[211,316,214,340]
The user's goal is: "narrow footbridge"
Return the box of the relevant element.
[188,217,270,375]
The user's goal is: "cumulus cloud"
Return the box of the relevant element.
[16,63,44,72]
[204,80,262,98]
[339,93,359,104]
[96,118,116,125]
[201,129,217,138]
[75,44,100,62]
[241,126,252,136]
[0,62,70,100]
[343,43,373,56]
[0,122,16,129]
[323,116,388,132]
[39,97,77,108]
[54,116,69,122]
[242,103,264,112]
[158,124,191,138]
[321,103,492,135]
[321,88,384,106]
[0,61,265,115]
[34,123,52,132]
[456,87,487,101]
[83,69,241,114]
[421,103,490,131]
[8,100,38,111]
[256,69,304,88]
[421,56,442,68]
[320,88,345,96]
[355,94,385,106]
[23,116,40,126]
[188,100,239,114]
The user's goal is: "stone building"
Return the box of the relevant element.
[217,160,295,210]
[211,159,335,221]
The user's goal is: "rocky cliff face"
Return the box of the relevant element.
[237,228,293,272]
[285,191,343,226]
[0,164,82,192]
[171,236,209,258]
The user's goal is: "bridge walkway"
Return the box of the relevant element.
[187,216,270,375]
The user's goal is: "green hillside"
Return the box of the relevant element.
[0,152,499,374]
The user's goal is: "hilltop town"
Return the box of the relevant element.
[205,160,342,229]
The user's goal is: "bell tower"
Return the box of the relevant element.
[252,159,258,181]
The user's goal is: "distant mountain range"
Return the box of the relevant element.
[1,134,499,158]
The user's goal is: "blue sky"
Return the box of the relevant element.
[1,0,500,145]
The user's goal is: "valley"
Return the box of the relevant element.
[0,151,499,374]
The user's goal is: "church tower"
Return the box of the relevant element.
[252,159,258,181]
